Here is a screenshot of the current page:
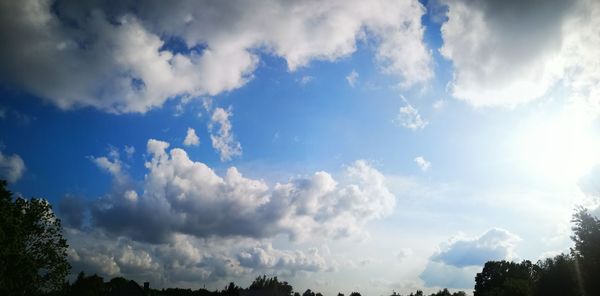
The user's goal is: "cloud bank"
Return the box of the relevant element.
[59,138,396,287]
[90,139,395,243]
[0,0,432,113]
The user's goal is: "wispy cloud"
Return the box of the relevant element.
[395,97,428,130]
[208,107,242,161]
[346,70,359,87]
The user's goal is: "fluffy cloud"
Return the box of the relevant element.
[441,0,600,108]
[90,138,395,244]
[65,228,332,288]
[0,151,26,183]
[420,228,520,289]
[89,147,127,185]
[0,0,432,114]
[237,243,327,274]
[396,100,428,130]
[414,156,431,172]
[183,127,200,146]
[431,228,520,268]
[209,107,242,161]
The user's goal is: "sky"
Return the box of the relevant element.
[1,0,600,295]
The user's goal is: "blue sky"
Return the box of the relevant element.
[1,0,600,295]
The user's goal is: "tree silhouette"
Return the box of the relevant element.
[571,207,600,295]
[247,275,293,296]
[534,254,581,296]
[0,180,70,295]
[474,260,538,296]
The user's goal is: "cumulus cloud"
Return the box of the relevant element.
[420,228,520,288]
[237,243,327,274]
[431,228,521,268]
[414,156,431,172]
[209,107,242,161]
[183,127,200,146]
[90,139,395,244]
[0,151,26,183]
[89,147,128,185]
[441,0,600,108]
[346,70,359,87]
[65,228,332,288]
[0,0,432,114]
[395,99,428,130]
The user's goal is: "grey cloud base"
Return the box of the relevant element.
[420,228,520,289]
[65,229,329,289]
[61,138,395,287]
[88,139,395,243]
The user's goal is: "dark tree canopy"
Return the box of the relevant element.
[534,254,581,296]
[246,276,293,296]
[472,208,600,296]
[571,207,600,295]
[0,180,71,295]
[474,260,539,296]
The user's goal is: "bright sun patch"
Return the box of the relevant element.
[513,105,600,183]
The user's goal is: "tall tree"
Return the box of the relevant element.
[0,180,70,295]
[571,208,600,295]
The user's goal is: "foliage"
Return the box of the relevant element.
[571,207,600,295]
[534,254,581,296]
[473,208,600,296]
[247,276,294,296]
[474,260,539,296]
[0,180,70,296]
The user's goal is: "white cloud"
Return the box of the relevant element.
[441,0,600,109]
[395,248,413,261]
[124,145,135,158]
[432,99,446,110]
[89,150,127,185]
[0,0,432,114]
[430,228,521,268]
[298,75,313,86]
[183,127,200,146]
[395,99,428,130]
[419,228,520,289]
[0,151,26,183]
[90,139,395,243]
[209,107,242,161]
[414,156,431,172]
[346,70,359,87]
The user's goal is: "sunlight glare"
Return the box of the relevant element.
[513,106,600,183]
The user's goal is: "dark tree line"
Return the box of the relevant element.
[473,208,600,296]
[1,180,600,296]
